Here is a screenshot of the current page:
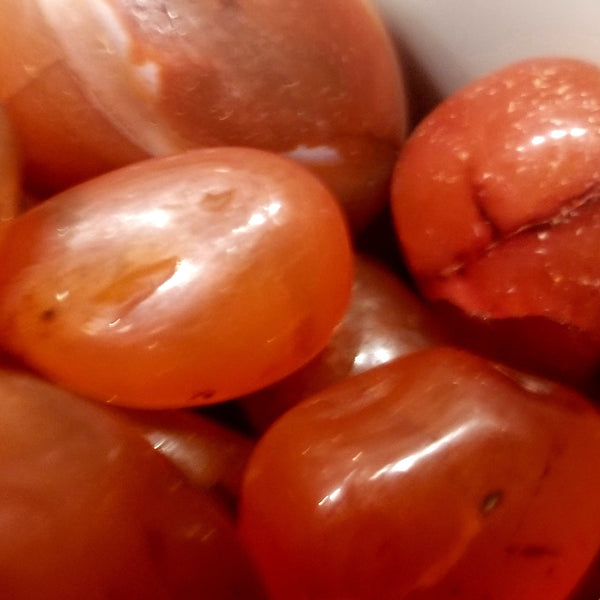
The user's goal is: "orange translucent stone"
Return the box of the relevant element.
[0,147,353,408]
[0,0,406,228]
[0,366,265,599]
[242,254,444,432]
[117,406,254,509]
[391,58,600,386]
[240,347,600,600]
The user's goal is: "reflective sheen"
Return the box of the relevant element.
[116,407,254,511]
[0,148,353,408]
[392,58,600,386]
[0,0,406,228]
[0,367,265,599]
[242,255,443,432]
[241,347,600,600]
[367,421,475,480]
[393,58,600,277]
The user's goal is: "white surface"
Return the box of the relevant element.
[369,0,600,97]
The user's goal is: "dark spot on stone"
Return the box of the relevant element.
[189,389,217,402]
[40,308,56,322]
[480,490,503,515]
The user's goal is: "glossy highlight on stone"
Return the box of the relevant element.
[391,58,600,385]
[242,254,444,432]
[0,147,353,408]
[240,347,600,600]
[0,0,406,228]
[116,406,254,511]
